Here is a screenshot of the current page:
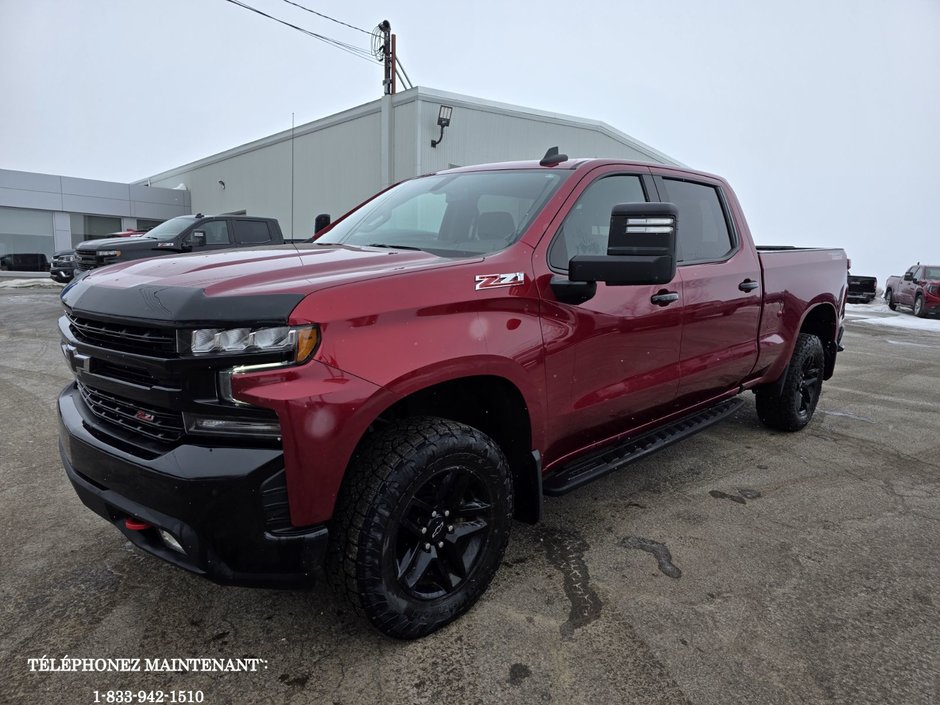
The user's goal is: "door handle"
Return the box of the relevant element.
[650,291,680,306]
[738,279,760,292]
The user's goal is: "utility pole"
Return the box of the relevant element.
[378,20,396,95]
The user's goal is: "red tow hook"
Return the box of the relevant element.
[125,518,152,531]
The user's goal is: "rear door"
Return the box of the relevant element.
[534,166,683,463]
[653,172,762,408]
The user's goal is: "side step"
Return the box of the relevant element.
[543,397,745,496]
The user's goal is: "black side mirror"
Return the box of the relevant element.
[314,213,331,234]
[569,202,678,286]
[191,231,206,248]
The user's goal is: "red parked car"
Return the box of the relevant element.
[885,264,940,317]
[57,155,848,638]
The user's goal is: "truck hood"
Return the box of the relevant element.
[62,244,476,324]
[75,236,158,251]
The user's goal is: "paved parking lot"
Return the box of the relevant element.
[1,289,938,705]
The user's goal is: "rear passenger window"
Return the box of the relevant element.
[661,179,734,263]
[236,220,272,244]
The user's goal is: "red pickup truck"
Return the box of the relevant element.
[57,155,847,638]
[885,264,940,317]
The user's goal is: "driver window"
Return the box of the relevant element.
[199,220,231,247]
[548,175,647,270]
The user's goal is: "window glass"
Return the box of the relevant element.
[200,220,231,246]
[236,220,272,244]
[548,175,647,270]
[662,179,733,263]
[317,170,568,257]
[84,215,122,238]
[136,219,163,232]
[146,217,197,241]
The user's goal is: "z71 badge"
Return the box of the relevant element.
[474,272,525,290]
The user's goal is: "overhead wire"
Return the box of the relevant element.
[221,0,377,63]
[277,0,371,35]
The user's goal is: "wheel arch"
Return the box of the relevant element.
[348,374,542,525]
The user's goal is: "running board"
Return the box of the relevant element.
[543,397,745,496]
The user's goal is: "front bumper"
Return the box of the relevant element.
[59,384,328,587]
[50,267,74,283]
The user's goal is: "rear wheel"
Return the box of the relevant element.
[756,333,825,432]
[328,417,513,639]
[886,289,896,310]
[914,294,926,318]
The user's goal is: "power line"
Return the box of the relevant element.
[221,0,377,64]
[278,0,370,35]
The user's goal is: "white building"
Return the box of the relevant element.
[0,87,679,264]
[141,87,681,239]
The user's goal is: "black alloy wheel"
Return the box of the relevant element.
[328,417,513,639]
[795,351,822,425]
[393,466,496,600]
[755,333,825,432]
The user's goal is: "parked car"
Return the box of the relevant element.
[72,215,284,274]
[50,250,77,283]
[0,253,50,272]
[846,273,877,303]
[58,155,848,639]
[885,264,940,317]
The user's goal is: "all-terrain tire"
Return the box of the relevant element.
[755,333,825,432]
[914,294,926,318]
[327,417,513,639]
[886,289,896,310]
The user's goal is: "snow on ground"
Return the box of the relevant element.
[846,302,940,333]
[0,278,64,290]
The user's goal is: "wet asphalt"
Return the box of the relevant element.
[1,289,938,705]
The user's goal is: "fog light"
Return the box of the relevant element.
[159,529,185,554]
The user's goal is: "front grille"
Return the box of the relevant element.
[93,359,160,386]
[75,250,98,269]
[66,311,178,356]
[78,383,184,443]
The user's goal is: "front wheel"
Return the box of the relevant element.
[914,294,926,318]
[886,289,896,310]
[328,417,513,639]
[755,333,825,432]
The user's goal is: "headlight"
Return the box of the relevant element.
[183,413,282,438]
[928,284,938,295]
[188,324,319,362]
[98,250,121,257]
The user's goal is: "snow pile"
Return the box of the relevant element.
[0,278,64,290]
[846,302,940,333]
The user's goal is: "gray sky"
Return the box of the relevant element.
[1,0,937,282]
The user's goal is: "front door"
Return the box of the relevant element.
[534,168,683,464]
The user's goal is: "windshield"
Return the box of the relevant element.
[316,170,568,256]
[144,216,198,241]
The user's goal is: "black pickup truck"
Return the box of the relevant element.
[73,214,283,274]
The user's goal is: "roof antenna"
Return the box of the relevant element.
[540,146,568,166]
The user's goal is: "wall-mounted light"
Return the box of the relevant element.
[430,105,453,148]
[218,180,226,190]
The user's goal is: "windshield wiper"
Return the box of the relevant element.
[367,243,424,251]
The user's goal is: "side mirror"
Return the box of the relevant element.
[191,231,206,248]
[314,213,331,234]
[569,202,677,286]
